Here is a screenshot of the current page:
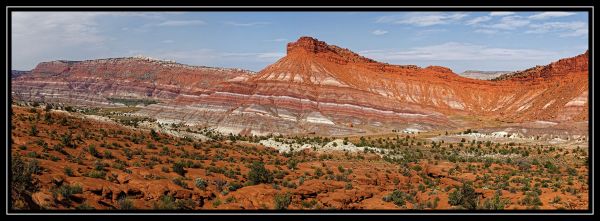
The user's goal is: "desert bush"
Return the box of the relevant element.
[212,198,222,207]
[274,192,292,209]
[27,159,42,175]
[314,168,323,178]
[118,197,135,210]
[11,154,40,209]
[87,170,106,179]
[172,177,188,189]
[215,178,227,192]
[195,178,208,190]
[150,129,160,141]
[480,190,508,210]
[521,191,543,208]
[345,182,353,190]
[173,162,186,176]
[287,159,298,170]
[61,133,74,148]
[64,167,74,177]
[382,189,407,207]
[301,199,318,209]
[247,161,273,185]
[175,198,196,209]
[29,125,38,136]
[544,161,560,174]
[88,145,101,158]
[228,181,243,191]
[53,183,83,201]
[153,195,175,210]
[448,182,479,209]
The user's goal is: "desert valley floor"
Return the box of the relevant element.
[10,103,589,210]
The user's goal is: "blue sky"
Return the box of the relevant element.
[12,11,588,73]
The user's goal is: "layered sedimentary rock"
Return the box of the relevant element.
[12,56,253,106]
[11,37,589,135]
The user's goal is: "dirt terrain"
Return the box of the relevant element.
[11,104,589,210]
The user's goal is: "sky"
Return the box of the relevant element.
[11,11,589,73]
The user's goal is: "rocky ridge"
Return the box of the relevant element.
[11,37,589,135]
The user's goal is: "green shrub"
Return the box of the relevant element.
[29,125,38,136]
[212,198,222,207]
[448,183,479,209]
[247,161,273,185]
[118,198,135,210]
[521,191,543,208]
[215,178,227,192]
[154,195,176,209]
[287,159,298,170]
[11,154,40,209]
[173,162,186,176]
[54,184,83,201]
[103,150,113,159]
[175,198,196,209]
[480,190,508,210]
[195,178,208,190]
[88,170,106,179]
[172,177,188,188]
[338,165,345,173]
[382,189,407,207]
[27,159,42,175]
[228,181,243,191]
[274,192,292,209]
[345,182,353,190]
[88,145,100,158]
[64,167,74,177]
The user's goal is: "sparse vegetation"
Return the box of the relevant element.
[448,183,479,209]
[9,104,589,210]
[274,192,292,209]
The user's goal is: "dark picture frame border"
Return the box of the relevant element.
[3,5,595,220]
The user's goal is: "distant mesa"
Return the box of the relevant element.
[458,70,511,80]
[11,36,589,136]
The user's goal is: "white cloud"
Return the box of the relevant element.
[223,21,271,26]
[12,12,110,69]
[359,42,556,62]
[376,12,468,26]
[154,20,206,27]
[490,12,515,17]
[484,16,530,30]
[465,16,491,25]
[414,29,446,37]
[11,12,188,69]
[12,12,105,45]
[527,21,588,37]
[141,49,285,66]
[474,29,499,34]
[372,29,389,35]
[529,12,576,20]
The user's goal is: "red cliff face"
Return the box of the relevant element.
[494,50,588,82]
[12,56,253,106]
[31,60,73,75]
[11,37,589,135]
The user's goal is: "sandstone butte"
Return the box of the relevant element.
[11,36,589,136]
